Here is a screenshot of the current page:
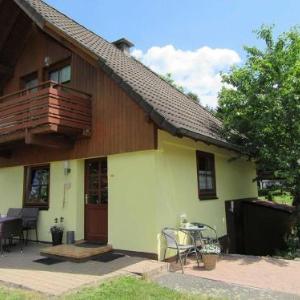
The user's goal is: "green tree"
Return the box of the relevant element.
[186,92,199,103]
[160,73,200,103]
[160,73,185,93]
[217,26,300,206]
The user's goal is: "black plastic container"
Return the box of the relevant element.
[51,230,63,246]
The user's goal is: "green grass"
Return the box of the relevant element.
[0,286,43,300]
[65,276,216,300]
[0,277,219,300]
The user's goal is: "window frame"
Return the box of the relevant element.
[23,164,50,210]
[20,71,38,92]
[46,59,71,85]
[196,150,217,200]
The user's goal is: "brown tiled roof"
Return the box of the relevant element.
[15,0,238,151]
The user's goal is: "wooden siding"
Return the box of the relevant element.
[0,22,156,167]
[0,82,91,140]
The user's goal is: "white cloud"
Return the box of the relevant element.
[131,45,241,108]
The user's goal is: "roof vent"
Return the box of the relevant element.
[112,38,134,55]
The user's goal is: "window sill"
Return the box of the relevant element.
[23,205,49,211]
[199,195,219,201]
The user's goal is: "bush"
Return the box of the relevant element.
[258,188,269,197]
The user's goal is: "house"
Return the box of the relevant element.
[0,0,257,259]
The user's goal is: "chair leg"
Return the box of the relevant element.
[184,248,192,265]
[194,247,200,267]
[25,230,29,245]
[20,232,24,254]
[178,251,184,274]
[35,228,38,243]
[163,248,167,261]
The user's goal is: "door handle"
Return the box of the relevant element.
[85,194,88,204]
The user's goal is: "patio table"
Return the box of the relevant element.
[0,216,21,223]
[179,224,206,251]
[0,216,23,255]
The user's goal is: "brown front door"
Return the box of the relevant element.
[84,158,108,242]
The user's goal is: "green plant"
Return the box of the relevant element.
[50,217,64,233]
[200,243,221,255]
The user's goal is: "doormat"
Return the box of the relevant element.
[75,242,107,248]
[33,257,65,265]
[92,252,125,262]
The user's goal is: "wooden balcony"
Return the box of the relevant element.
[0,81,91,151]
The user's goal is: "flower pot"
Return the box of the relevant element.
[51,230,63,246]
[202,254,218,270]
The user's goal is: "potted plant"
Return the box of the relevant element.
[200,243,221,270]
[50,217,64,246]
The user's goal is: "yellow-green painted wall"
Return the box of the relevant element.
[0,160,85,242]
[108,151,158,253]
[108,130,257,258]
[0,130,258,257]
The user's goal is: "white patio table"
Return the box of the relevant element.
[179,224,206,251]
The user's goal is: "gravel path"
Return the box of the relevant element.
[154,273,300,300]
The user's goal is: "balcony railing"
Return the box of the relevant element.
[0,81,92,145]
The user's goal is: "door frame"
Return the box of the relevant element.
[84,158,108,242]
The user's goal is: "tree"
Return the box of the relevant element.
[160,73,200,103]
[186,92,200,103]
[160,73,185,93]
[217,26,300,206]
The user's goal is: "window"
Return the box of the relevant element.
[24,165,50,209]
[196,151,217,200]
[21,72,38,93]
[49,65,71,84]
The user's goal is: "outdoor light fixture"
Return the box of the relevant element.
[64,160,71,175]
[44,56,51,67]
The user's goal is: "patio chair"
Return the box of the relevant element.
[162,227,200,274]
[7,208,23,218]
[22,208,39,244]
[6,208,23,246]
[0,218,24,255]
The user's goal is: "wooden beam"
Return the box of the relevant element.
[14,0,45,29]
[25,130,73,149]
[44,23,99,68]
[0,149,12,159]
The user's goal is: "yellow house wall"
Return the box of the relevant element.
[108,151,158,253]
[108,130,258,258]
[0,130,257,257]
[155,131,257,259]
[0,160,85,242]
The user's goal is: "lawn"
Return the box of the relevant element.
[0,276,218,300]
[66,276,217,300]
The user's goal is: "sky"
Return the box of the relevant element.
[45,0,299,107]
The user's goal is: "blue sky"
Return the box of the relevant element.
[45,0,299,107]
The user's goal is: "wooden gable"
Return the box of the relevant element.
[0,2,157,167]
